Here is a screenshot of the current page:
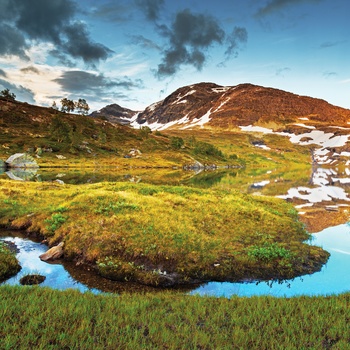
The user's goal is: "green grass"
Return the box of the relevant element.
[0,242,21,281]
[0,179,328,286]
[1,285,349,349]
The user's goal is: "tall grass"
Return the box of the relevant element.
[0,242,20,281]
[1,285,349,349]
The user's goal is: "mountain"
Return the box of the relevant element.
[130,82,350,131]
[90,104,138,125]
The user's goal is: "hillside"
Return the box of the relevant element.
[0,98,196,168]
[130,82,350,131]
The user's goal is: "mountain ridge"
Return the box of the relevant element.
[131,82,350,130]
[91,83,350,131]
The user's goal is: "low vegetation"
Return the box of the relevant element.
[0,241,21,281]
[0,179,328,286]
[1,286,349,349]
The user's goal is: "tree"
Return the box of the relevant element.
[51,101,58,110]
[75,98,90,115]
[50,116,72,143]
[0,88,16,101]
[60,98,75,113]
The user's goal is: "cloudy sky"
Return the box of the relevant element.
[0,0,349,112]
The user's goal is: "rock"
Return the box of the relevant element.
[56,155,66,159]
[128,149,142,157]
[35,147,43,155]
[39,242,64,261]
[5,153,39,169]
[20,274,46,285]
[54,179,64,185]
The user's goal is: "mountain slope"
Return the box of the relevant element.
[90,103,138,125]
[131,83,350,131]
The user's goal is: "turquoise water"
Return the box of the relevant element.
[191,224,350,297]
[2,224,350,297]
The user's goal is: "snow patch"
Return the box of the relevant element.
[239,125,274,134]
[294,123,315,130]
[181,109,212,129]
[172,90,196,105]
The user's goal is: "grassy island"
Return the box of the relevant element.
[0,179,328,286]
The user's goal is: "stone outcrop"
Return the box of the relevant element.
[39,242,64,261]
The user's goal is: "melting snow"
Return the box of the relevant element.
[294,123,315,130]
[172,90,196,105]
[239,125,274,134]
[181,109,212,129]
[211,86,230,93]
[278,186,350,203]
[298,117,309,121]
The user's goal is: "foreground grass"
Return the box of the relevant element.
[0,242,20,282]
[0,179,328,286]
[0,285,349,349]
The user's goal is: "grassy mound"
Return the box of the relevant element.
[0,179,328,286]
[1,286,350,349]
[0,241,21,281]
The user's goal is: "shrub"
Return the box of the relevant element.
[170,136,184,149]
[247,242,292,262]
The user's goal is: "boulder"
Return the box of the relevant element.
[39,242,64,261]
[6,153,39,169]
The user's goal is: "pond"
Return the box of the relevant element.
[1,165,350,296]
[1,223,350,297]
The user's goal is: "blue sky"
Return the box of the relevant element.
[0,0,349,112]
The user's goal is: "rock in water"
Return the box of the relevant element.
[5,153,39,168]
[39,242,64,261]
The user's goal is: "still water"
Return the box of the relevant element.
[1,223,350,297]
[1,166,350,297]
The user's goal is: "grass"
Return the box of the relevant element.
[0,179,328,286]
[0,241,21,281]
[0,285,349,349]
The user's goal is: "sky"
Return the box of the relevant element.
[0,0,349,112]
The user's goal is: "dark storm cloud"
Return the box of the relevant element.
[225,27,248,59]
[54,71,144,96]
[255,0,322,17]
[0,79,36,103]
[156,9,228,78]
[0,23,29,59]
[20,66,41,74]
[62,21,113,64]
[135,0,165,21]
[0,0,112,64]
[0,69,7,78]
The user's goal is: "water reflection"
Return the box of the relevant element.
[0,231,194,295]
[2,224,350,297]
[191,224,350,297]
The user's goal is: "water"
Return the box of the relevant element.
[2,165,350,297]
[1,224,350,297]
[192,224,350,297]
